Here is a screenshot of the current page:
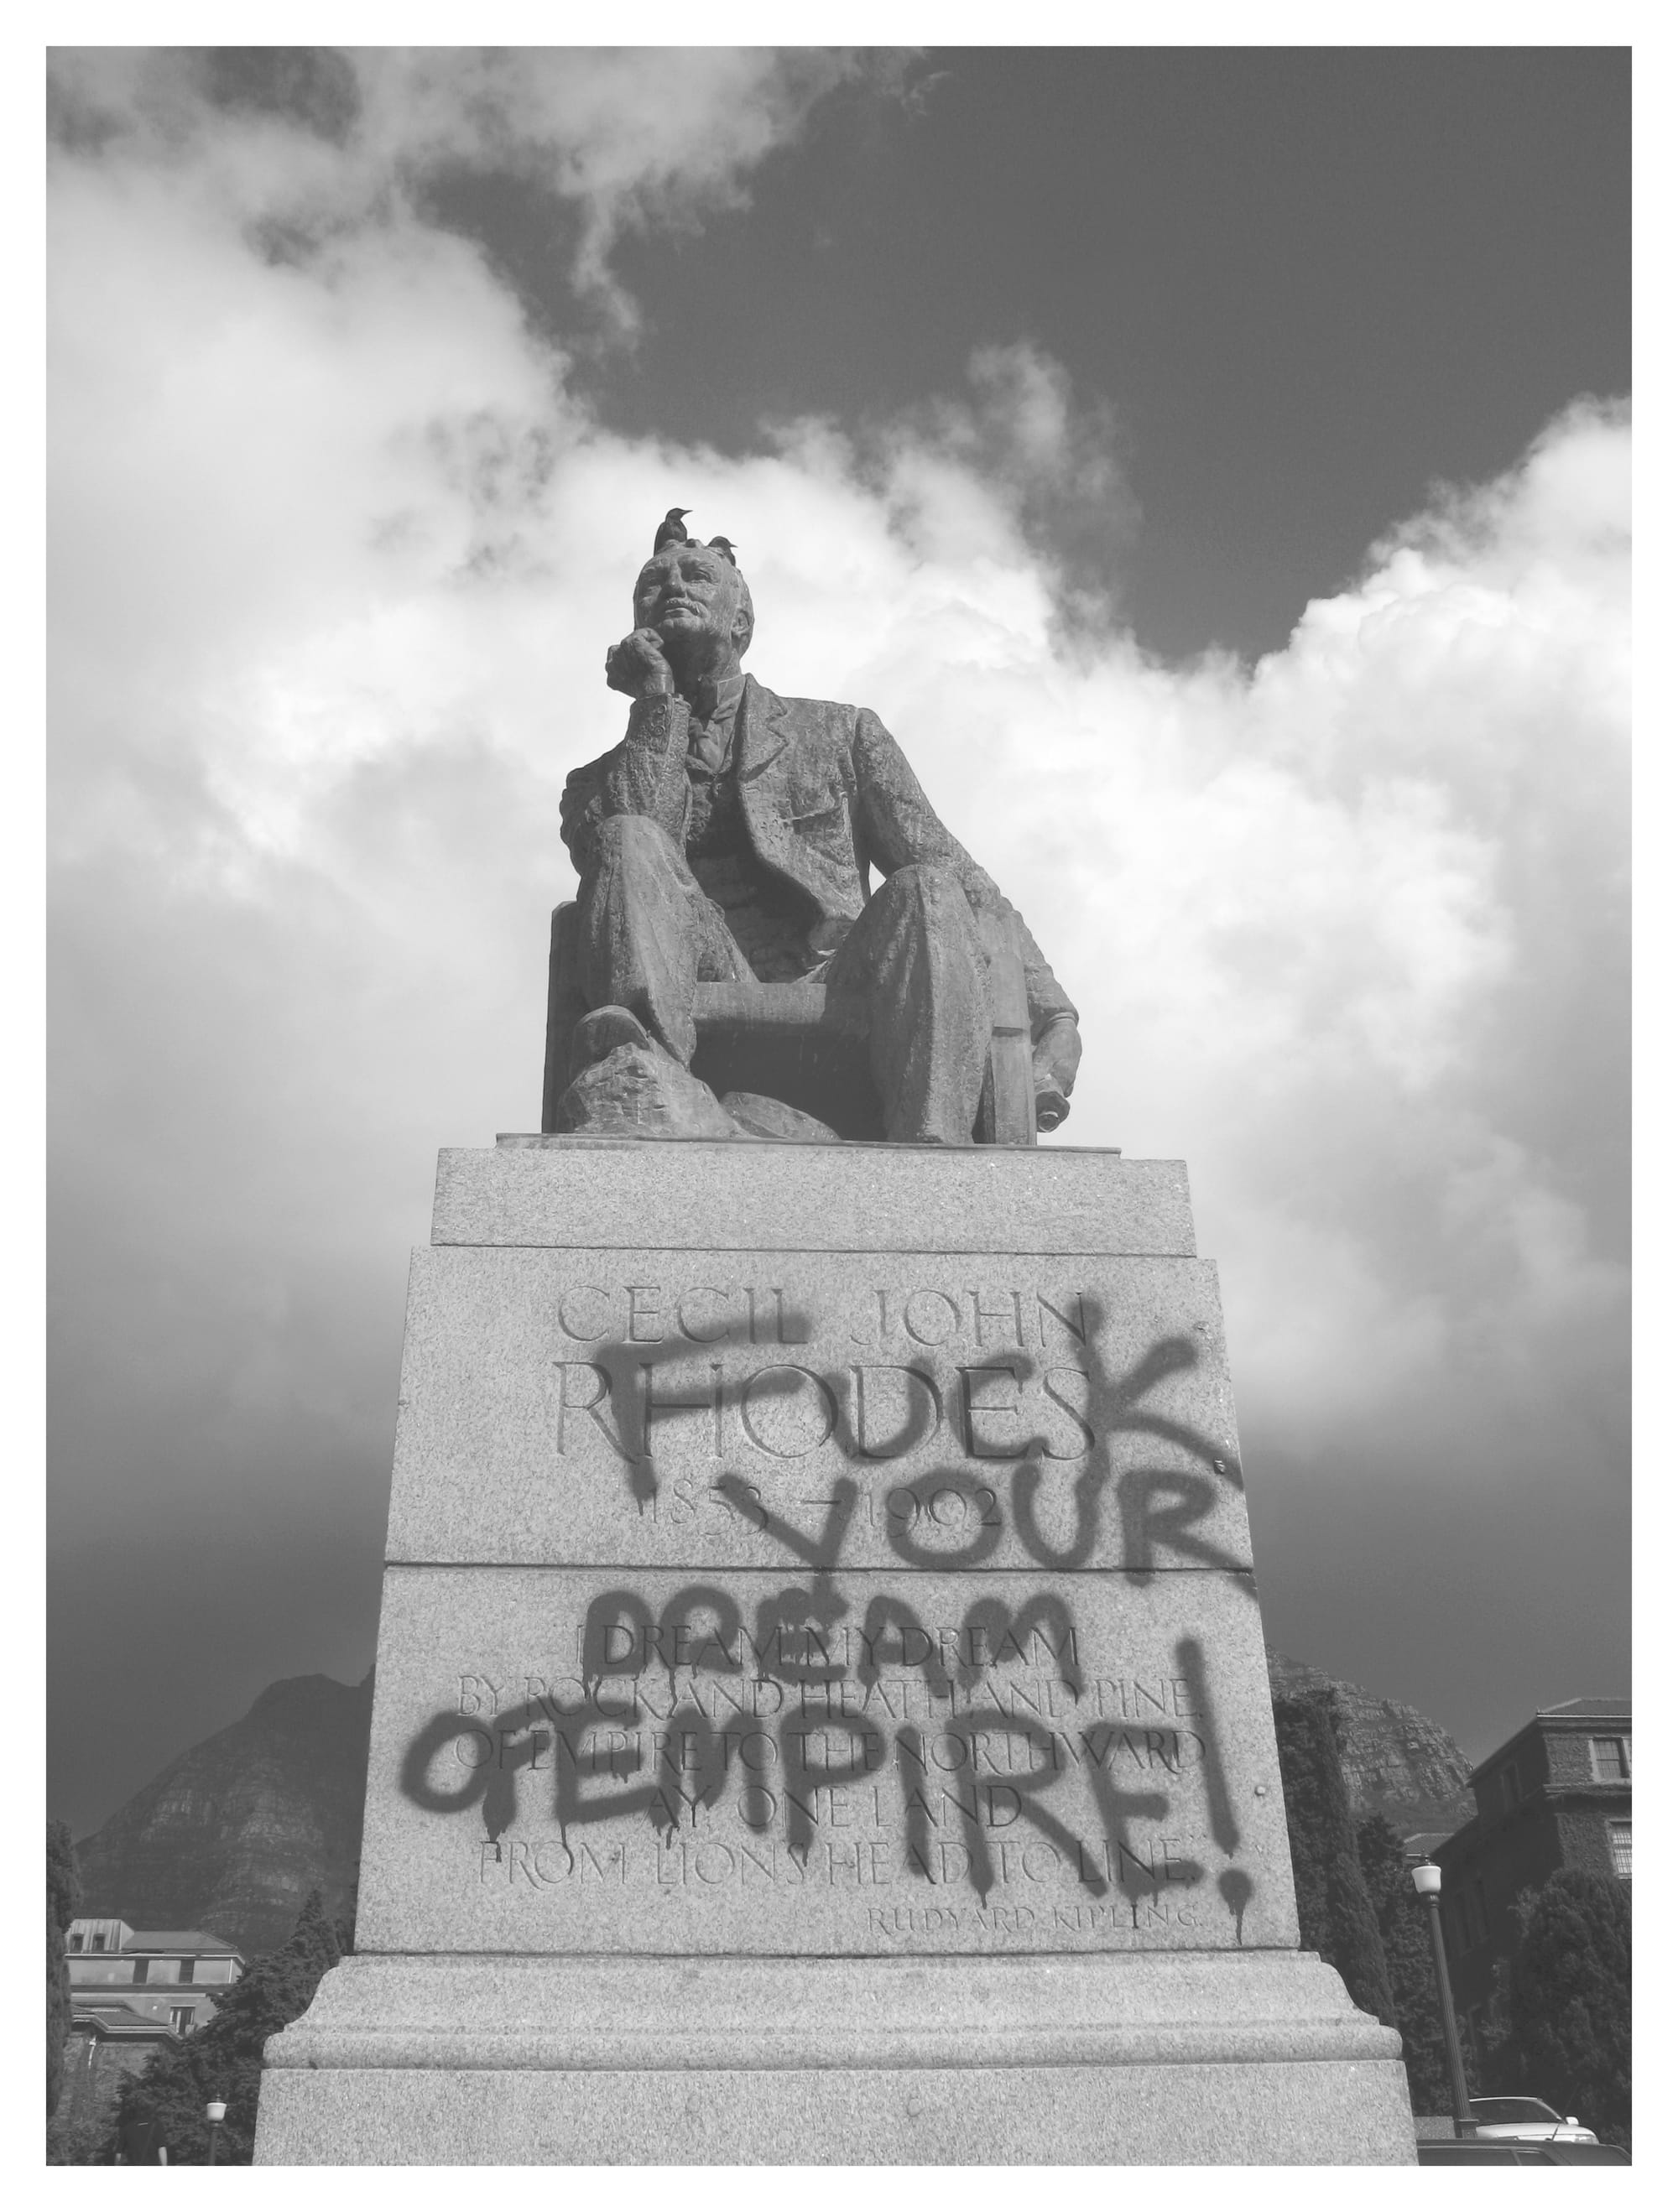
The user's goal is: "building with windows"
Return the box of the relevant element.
[55,1919,245,2134]
[1430,1699,1630,2068]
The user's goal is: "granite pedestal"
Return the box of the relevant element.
[255,1139,1416,2164]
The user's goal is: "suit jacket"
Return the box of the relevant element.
[560,674,1076,1033]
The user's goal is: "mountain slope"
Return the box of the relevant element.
[74,1672,373,1960]
[1267,1647,1475,1836]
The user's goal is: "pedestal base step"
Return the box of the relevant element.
[255,1951,1417,2165]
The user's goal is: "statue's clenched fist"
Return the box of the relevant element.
[605,627,675,700]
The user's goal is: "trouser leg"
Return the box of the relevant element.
[828,864,993,1145]
[575,814,746,1064]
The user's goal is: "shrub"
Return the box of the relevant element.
[113,1890,343,2165]
[46,1821,80,2119]
[1272,1688,1395,2027]
[1509,1868,1631,2150]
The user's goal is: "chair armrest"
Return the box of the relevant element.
[694,979,868,1037]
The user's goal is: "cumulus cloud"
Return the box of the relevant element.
[49,46,874,330]
[838,338,1139,621]
[769,397,1628,1487]
[47,50,1628,1818]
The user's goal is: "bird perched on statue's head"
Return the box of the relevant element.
[653,507,691,553]
[706,536,738,565]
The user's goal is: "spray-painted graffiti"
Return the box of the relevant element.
[548,1293,1253,1579]
[393,1277,1269,1943]
[398,1583,1254,1934]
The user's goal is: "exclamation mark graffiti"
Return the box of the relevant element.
[1175,1634,1254,1943]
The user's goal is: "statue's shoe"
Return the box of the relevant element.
[568,1004,654,1079]
[555,1038,740,1142]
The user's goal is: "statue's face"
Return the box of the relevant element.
[633,542,746,654]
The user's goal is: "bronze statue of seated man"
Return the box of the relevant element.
[555,527,1081,1146]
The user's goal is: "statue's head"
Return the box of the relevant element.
[633,539,753,665]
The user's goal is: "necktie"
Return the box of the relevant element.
[687,684,730,773]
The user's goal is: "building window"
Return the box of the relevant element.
[179,1958,195,1984]
[68,1933,82,1951]
[1607,1819,1631,1878]
[90,1931,107,1952]
[1592,1736,1630,1781]
[132,1960,149,1986]
[169,2006,194,2035]
[1498,1761,1522,1814]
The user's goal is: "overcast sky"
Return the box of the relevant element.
[46,44,1630,1837]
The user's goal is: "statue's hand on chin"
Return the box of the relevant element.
[605,627,676,699]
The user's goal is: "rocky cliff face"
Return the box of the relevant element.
[74,1672,373,1961]
[1267,1648,1476,1836]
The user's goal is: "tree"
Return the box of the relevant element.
[1357,1813,1480,2111]
[46,1820,81,2118]
[114,1888,344,2165]
[111,2035,211,2161]
[1509,1869,1631,2150]
[1271,1688,1395,2027]
[45,2107,115,2165]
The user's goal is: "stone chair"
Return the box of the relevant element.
[540,900,1038,1145]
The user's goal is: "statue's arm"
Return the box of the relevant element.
[560,697,690,867]
[851,706,996,901]
[851,708,1079,1025]
[601,695,690,844]
[559,757,604,868]
[852,708,1081,1124]
[560,627,694,867]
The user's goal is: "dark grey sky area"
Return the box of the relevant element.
[435,47,1630,658]
[48,46,1630,1840]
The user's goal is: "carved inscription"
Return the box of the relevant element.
[396,1584,1261,1944]
[555,1281,1093,1351]
[534,1268,1248,1574]
[384,1253,1273,1952]
[554,1282,1096,1468]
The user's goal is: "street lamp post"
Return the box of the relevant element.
[1410,1861,1475,2140]
[206,2099,227,2167]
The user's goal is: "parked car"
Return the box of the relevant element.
[1418,2140,1629,2165]
[1468,2095,1598,2144]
